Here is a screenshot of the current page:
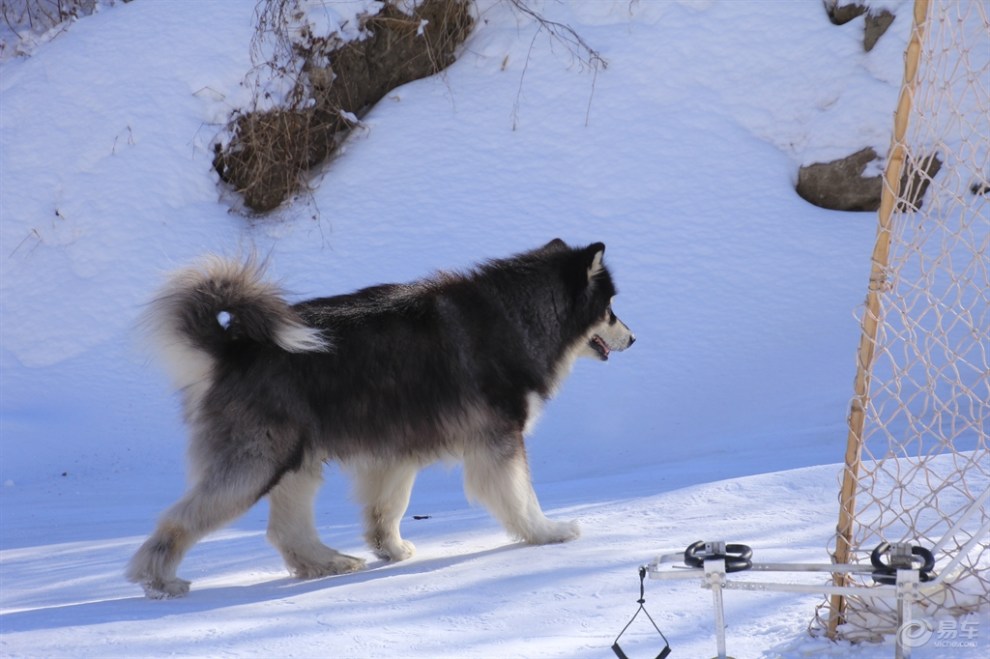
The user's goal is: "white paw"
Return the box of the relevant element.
[291,552,366,579]
[141,577,191,599]
[527,519,581,545]
[375,538,416,562]
[329,553,367,575]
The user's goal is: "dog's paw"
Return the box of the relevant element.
[527,519,581,545]
[374,538,416,562]
[140,577,191,599]
[291,552,366,579]
[328,553,367,575]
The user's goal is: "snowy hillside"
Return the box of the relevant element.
[1,1,985,657]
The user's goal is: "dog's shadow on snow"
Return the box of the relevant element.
[1,543,527,633]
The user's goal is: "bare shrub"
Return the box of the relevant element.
[214,0,474,213]
[214,0,608,214]
[1,0,114,58]
[2,0,92,35]
[504,0,607,130]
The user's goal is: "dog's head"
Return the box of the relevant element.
[583,296,636,361]
[556,241,636,361]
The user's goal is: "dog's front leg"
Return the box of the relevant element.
[463,437,580,545]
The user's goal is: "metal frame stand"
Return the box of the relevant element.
[648,548,928,659]
[645,514,989,659]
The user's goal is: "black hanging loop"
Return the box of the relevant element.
[612,566,671,659]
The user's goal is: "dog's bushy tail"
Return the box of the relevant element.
[145,256,327,393]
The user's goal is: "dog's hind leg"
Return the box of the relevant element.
[126,465,269,599]
[350,460,419,561]
[463,436,580,545]
[266,459,366,578]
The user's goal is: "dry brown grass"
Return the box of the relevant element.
[213,0,474,213]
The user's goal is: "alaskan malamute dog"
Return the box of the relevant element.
[128,239,634,598]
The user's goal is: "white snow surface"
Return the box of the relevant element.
[1,1,986,657]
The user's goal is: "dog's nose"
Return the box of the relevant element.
[628,335,636,347]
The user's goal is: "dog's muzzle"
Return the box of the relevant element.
[589,324,636,361]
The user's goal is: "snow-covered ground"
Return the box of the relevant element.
[1,1,986,657]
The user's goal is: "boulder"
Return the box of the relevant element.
[824,1,895,52]
[797,147,882,212]
[797,148,944,212]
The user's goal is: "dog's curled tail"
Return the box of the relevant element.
[145,256,327,391]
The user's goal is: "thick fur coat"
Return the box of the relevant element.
[128,239,634,598]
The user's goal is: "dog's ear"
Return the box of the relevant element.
[584,242,606,281]
[563,242,609,298]
[541,238,568,253]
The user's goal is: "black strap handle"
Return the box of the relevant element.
[612,566,671,659]
[612,641,671,659]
